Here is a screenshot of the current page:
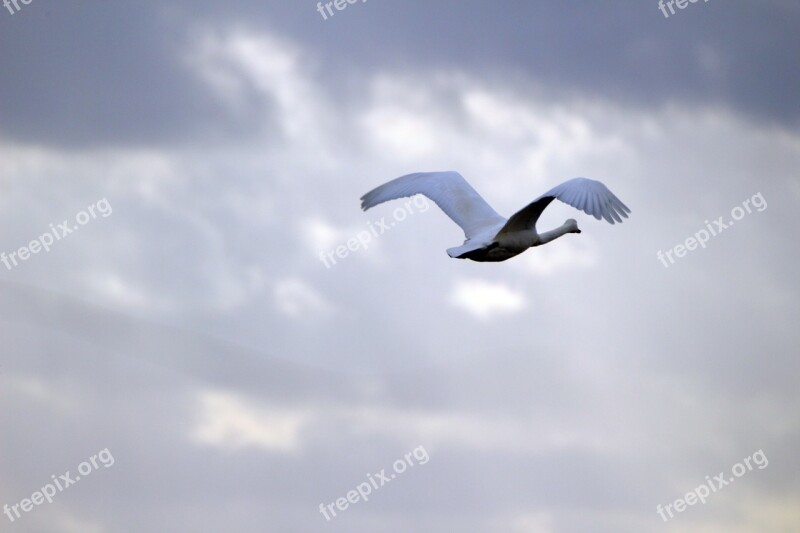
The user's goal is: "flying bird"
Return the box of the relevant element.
[360,171,630,262]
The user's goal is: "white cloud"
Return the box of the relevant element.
[300,218,343,253]
[506,512,555,533]
[273,277,333,318]
[55,516,106,533]
[449,278,526,319]
[361,105,440,159]
[184,27,332,155]
[510,238,597,277]
[3,374,81,414]
[191,390,308,453]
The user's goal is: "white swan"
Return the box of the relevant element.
[360,171,630,262]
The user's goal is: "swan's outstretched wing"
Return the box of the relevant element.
[360,171,506,239]
[499,177,630,234]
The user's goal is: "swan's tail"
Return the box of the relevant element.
[446,241,485,258]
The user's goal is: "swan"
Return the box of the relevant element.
[360,171,630,262]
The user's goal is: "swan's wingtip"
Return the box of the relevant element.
[359,193,374,211]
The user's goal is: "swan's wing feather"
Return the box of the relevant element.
[546,177,630,223]
[360,171,506,239]
[498,177,630,234]
[495,196,556,236]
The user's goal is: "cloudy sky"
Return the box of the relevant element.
[1,1,799,532]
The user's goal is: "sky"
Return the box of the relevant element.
[0,1,799,532]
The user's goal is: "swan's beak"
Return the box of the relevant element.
[575,229,582,234]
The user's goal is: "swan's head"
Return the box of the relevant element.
[565,218,581,234]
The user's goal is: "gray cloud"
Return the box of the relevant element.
[1,1,799,149]
[0,2,798,532]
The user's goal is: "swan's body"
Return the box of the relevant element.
[360,171,630,262]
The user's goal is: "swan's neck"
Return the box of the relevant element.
[538,222,574,245]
